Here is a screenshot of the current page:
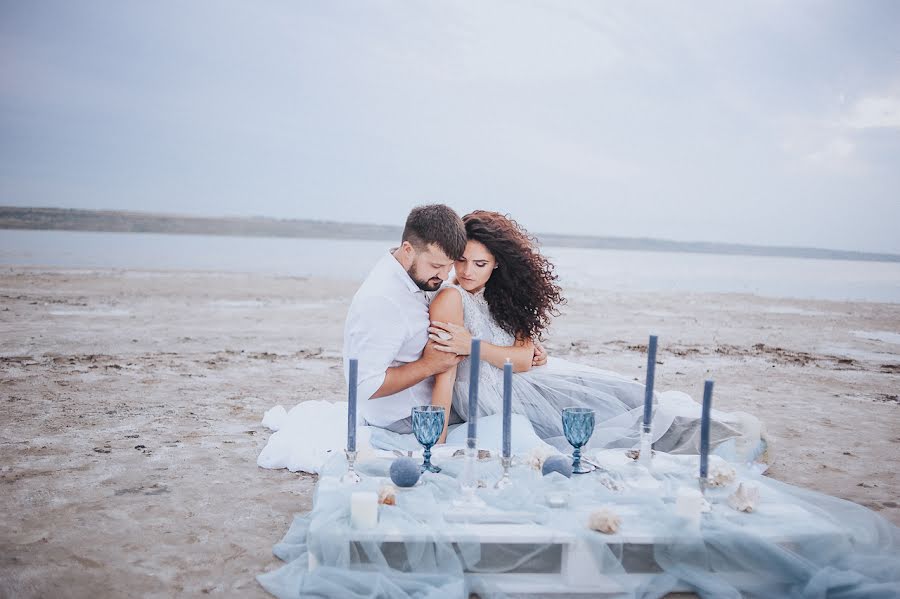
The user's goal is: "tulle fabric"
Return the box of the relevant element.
[259,450,900,598]
[452,356,761,460]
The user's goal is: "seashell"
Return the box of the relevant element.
[588,507,621,534]
[598,473,623,492]
[707,462,737,488]
[625,449,656,461]
[450,449,492,460]
[378,485,397,506]
[727,482,760,513]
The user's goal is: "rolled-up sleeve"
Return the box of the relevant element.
[344,295,407,401]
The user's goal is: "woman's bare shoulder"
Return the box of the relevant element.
[430,286,464,318]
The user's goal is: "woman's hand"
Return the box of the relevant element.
[532,340,548,367]
[428,321,473,355]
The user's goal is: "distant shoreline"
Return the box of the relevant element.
[2,205,898,263]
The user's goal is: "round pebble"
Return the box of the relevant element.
[541,455,573,478]
[389,457,421,488]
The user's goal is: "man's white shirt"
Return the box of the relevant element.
[343,251,434,427]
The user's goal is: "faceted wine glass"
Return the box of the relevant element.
[562,407,595,474]
[412,405,445,473]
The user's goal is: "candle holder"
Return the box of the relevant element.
[341,449,361,484]
[637,424,653,469]
[453,438,486,508]
[494,455,513,489]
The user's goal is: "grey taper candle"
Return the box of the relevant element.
[347,358,358,452]
[467,338,481,440]
[643,335,658,429]
[699,380,713,479]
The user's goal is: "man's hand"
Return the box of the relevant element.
[532,340,548,367]
[422,340,464,374]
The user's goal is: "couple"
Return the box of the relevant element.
[342,204,756,455]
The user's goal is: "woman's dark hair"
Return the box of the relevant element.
[402,204,467,260]
[463,211,564,340]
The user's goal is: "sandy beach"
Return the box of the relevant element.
[1,266,898,598]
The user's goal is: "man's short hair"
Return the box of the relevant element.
[402,204,467,260]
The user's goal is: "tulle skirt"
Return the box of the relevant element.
[451,356,764,460]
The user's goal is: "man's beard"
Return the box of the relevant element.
[407,263,443,292]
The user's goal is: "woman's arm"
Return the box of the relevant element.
[429,319,535,373]
[480,336,534,373]
[428,289,465,443]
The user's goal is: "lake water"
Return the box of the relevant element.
[2,229,899,303]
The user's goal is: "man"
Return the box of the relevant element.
[343,204,546,433]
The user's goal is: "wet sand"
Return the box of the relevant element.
[1,267,898,597]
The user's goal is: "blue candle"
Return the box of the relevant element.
[347,358,358,453]
[699,380,713,479]
[502,359,512,458]
[643,335,658,430]
[467,338,481,440]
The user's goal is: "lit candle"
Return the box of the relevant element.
[350,491,378,529]
[502,359,512,458]
[467,338,481,440]
[347,358,358,453]
[699,380,713,480]
[643,335,658,429]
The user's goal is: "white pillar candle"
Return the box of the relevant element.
[675,487,704,527]
[350,491,378,529]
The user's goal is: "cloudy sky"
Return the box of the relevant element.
[2,1,899,252]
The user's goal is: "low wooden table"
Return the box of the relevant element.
[306,455,847,596]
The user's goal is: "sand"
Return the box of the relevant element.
[1,267,898,598]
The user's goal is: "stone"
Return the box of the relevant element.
[541,455,573,478]
[389,457,421,488]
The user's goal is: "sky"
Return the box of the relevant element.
[1,1,899,253]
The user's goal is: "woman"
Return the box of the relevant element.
[428,211,757,456]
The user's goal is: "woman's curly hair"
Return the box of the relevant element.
[462,211,565,341]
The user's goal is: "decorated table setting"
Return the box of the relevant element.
[258,338,900,599]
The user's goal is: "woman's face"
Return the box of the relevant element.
[454,240,496,293]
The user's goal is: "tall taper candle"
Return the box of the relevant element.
[699,380,713,480]
[643,335,658,429]
[502,359,513,458]
[347,358,358,453]
[467,338,481,440]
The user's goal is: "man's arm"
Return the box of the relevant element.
[371,341,460,398]
[346,295,460,402]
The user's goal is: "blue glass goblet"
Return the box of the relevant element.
[562,407,595,474]
[412,406,445,473]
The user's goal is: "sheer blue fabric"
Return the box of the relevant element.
[259,448,900,598]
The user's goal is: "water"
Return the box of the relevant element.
[2,229,899,303]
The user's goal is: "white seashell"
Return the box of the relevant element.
[588,507,621,534]
[526,445,559,471]
[727,482,760,513]
[707,461,737,488]
[377,485,397,506]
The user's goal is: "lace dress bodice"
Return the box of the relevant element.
[444,285,514,420]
